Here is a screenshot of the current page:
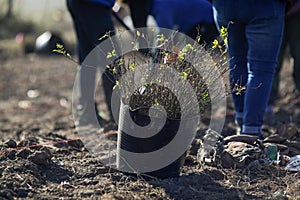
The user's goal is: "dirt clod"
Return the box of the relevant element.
[28,150,52,165]
[4,139,17,148]
[16,148,33,159]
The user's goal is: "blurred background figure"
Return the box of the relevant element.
[35,31,65,55]
[267,0,300,115]
[125,0,153,29]
[125,0,218,47]
[151,0,218,46]
[67,0,116,126]
[121,0,153,54]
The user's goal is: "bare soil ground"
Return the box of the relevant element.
[0,53,299,200]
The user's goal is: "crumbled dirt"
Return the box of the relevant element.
[0,54,299,200]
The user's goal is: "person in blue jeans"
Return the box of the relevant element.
[151,0,218,46]
[212,0,286,138]
[67,0,116,125]
[268,0,300,113]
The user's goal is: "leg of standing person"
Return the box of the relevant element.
[224,23,249,132]
[186,22,219,48]
[213,0,285,137]
[128,0,152,28]
[127,0,153,54]
[67,0,116,124]
[268,25,288,110]
[213,2,249,132]
[243,12,285,135]
[287,12,300,93]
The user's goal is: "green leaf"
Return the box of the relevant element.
[99,33,109,41]
[113,81,119,90]
[129,63,135,70]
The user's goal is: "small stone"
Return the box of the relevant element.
[4,139,17,148]
[287,124,299,138]
[264,143,288,152]
[0,151,8,161]
[289,147,300,157]
[17,140,29,147]
[16,148,33,159]
[281,148,290,156]
[68,139,84,149]
[28,151,52,165]
[80,189,95,196]
[40,146,51,157]
[220,151,236,168]
[17,138,39,148]
[284,140,300,150]
[0,189,14,200]
[7,150,16,160]
[16,188,28,198]
[0,144,7,150]
[6,166,14,173]
[263,134,286,144]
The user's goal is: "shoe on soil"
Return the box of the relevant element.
[234,118,243,135]
[75,103,107,127]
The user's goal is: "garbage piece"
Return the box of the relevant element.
[223,134,258,145]
[286,155,300,171]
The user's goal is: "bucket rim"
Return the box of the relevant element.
[120,101,200,121]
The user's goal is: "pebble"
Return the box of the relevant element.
[284,140,300,150]
[28,150,52,165]
[4,139,17,148]
[264,143,288,151]
[0,189,14,200]
[7,150,16,160]
[263,135,286,144]
[286,124,299,138]
[68,139,84,149]
[16,148,33,159]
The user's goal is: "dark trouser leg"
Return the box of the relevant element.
[287,12,300,92]
[186,23,219,48]
[67,0,115,119]
[128,0,152,28]
[269,22,288,105]
[102,70,116,120]
[243,15,284,134]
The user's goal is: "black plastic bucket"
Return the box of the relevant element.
[116,102,198,179]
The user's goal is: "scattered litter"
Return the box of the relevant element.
[273,189,286,198]
[278,155,290,166]
[18,100,32,109]
[27,89,40,98]
[197,129,222,164]
[265,144,278,160]
[286,155,300,171]
[59,98,69,108]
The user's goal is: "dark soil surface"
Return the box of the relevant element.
[0,54,299,200]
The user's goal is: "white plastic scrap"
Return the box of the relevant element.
[286,155,300,172]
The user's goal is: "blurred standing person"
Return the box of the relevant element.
[126,0,218,46]
[212,0,286,138]
[123,0,153,54]
[151,0,218,46]
[268,0,300,114]
[126,0,153,29]
[67,0,116,126]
